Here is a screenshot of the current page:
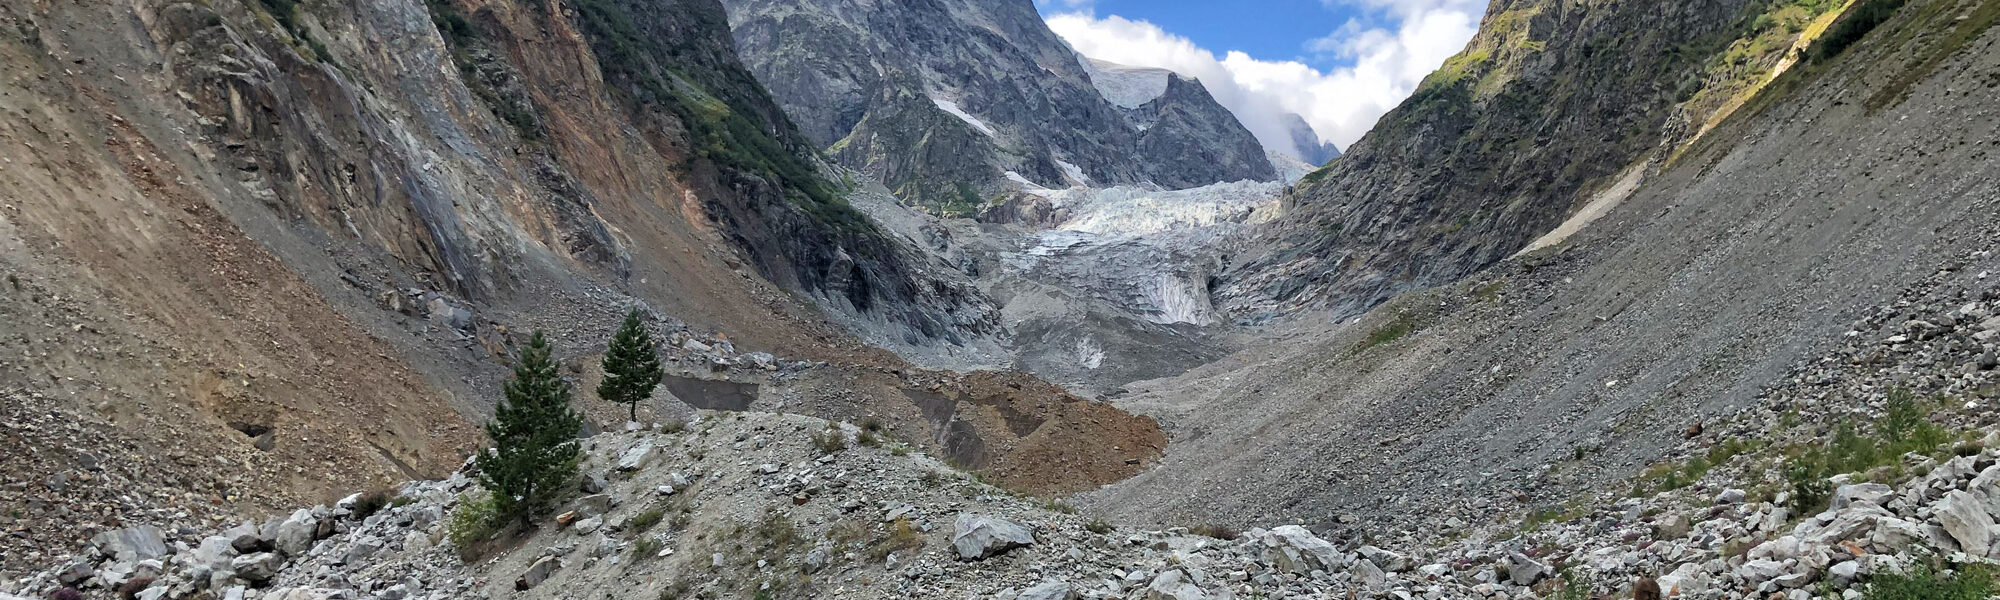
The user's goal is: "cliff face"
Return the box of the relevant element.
[720,0,1278,214]
[1218,0,1846,321]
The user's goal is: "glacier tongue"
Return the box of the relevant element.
[999,179,1285,327]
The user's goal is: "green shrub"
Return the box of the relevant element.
[1784,389,1954,514]
[447,493,502,559]
[810,427,846,455]
[1862,560,1996,600]
[351,489,393,519]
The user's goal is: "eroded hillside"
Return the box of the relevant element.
[0,0,1164,577]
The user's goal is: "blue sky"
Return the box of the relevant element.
[1037,1,1361,70]
[1035,0,1486,154]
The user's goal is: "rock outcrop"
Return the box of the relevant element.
[1219,0,1852,321]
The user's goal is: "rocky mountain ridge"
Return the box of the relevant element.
[720,0,1278,214]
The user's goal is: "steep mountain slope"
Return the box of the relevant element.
[0,0,1173,570]
[720,0,1278,213]
[1218,0,1852,321]
[1092,0,2000,530]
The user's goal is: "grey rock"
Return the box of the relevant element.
[951,513,1035,560]
[344,537,382,564]
[270,509,319,555]
[230,552,284,583]
[1017,580,1077,600]
[617,440,657,471]
[1145,570,1208,600]
[1506,552,1548,586]
[518,556,558,589]
[92,525,169,562]
[1933,490,1995,556]
[1254,526,1343,574]
[573,494,613,518]
[1715,488,1748,504]
[1831,483,1893,510]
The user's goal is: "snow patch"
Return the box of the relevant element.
[929,95,997,138]
[1054,158,1093,187]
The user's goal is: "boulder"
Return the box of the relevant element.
[1831,483,1894,510]
[1353,558,1389,590]
[92,526,169,562]
[574,494,613,518]
[951,514,1035,560]
[1253,526,1344,574]
[1145,570,1207,600]
[1653,512,1691,539]
[230,552,284,583]
[1933,490,1995,556]
[268,509,319,556]
[1358,545,1409,571]
[192,535,238,570]
[1506,552,1549,586]
[1017,580,1077,600]
[617,440,657,471]
[517,556,558,589]
[1714,488,1748,504]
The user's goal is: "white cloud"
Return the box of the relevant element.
[1045,0,1481,156]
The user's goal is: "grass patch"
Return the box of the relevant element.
[628,506,666,533]
[631,535,664,559]
[1088,516,1120,536]
[1355,311,1422,353]
[872,516,925,561]
[1189,524,1239,540]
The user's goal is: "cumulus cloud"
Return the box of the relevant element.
[1045,0,1482,157]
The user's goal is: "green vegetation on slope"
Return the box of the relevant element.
[570,0,872,232]
[1861,560,1997,600]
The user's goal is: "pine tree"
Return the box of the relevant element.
[476,331,582,525]
[597,309,662,423]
